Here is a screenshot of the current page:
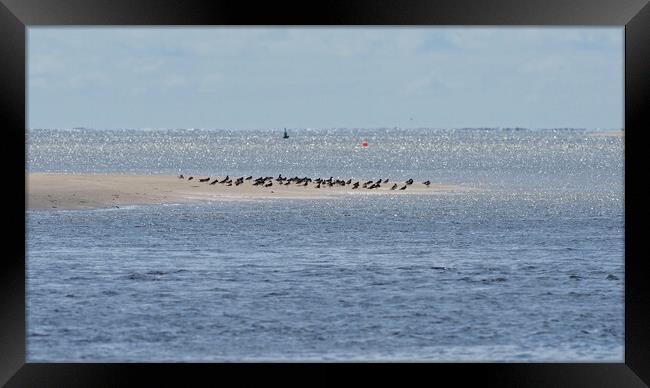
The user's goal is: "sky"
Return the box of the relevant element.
[28,27,623,130]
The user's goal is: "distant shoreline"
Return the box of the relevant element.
[587,130,624,137]
[26,173,465,211]
[29,127,624,132]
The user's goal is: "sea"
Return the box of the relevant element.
[26,127,624,361]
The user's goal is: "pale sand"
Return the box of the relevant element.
[27,173,468,211]
[587,131,624,137]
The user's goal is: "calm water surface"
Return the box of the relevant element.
[27,128,624,361]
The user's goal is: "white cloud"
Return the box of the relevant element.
[67,72,110,88]
[162,74,187,87]
[27,27,624,129]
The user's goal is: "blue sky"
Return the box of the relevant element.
[28,27,623,130]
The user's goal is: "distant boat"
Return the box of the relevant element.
[283,128,289,139]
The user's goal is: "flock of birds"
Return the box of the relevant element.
[178,174,432,191]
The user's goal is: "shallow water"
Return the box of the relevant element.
[26,128,624,361]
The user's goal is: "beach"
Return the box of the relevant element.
[27,173,463,210]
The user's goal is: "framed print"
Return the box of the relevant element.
[1,0,648,386]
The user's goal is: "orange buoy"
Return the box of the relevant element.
[361,140,369,147]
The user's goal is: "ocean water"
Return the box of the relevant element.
[26,128,624,361]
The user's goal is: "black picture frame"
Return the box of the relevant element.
[2,0,648,386]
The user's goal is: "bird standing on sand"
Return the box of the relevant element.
[188,177,194,181]
[423,180,431,186]
[406,179,414,185]
[219,176,229,183]
[245,176,252,180]
[265,182,273,187]
[391,184,397,190]
[209,178,219,185]
[178,174,184,179]
[199,177,210,182]
[399,185,407,190]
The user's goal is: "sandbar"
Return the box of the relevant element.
[27,173,466,211]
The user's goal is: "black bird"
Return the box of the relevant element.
[316,183,321,188]
[199,177,210,182]
[284,181,290,186]
[352,182,360,189]
[188,176,194,181]
[235,180,243,186]
[209,178,219,185]
[384,179,389,183]
[423,180,431,186]
[376,179,382,184]
[399,185,407,190]
[303,181,308,186]
[178,174,184,179]
[245,176,252,180]
[226,183,232,186]
[406,179,414,185]
[346,179,352,185]
[391,184,397,190]
[219,176,229,183]
[265,182,273,187]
